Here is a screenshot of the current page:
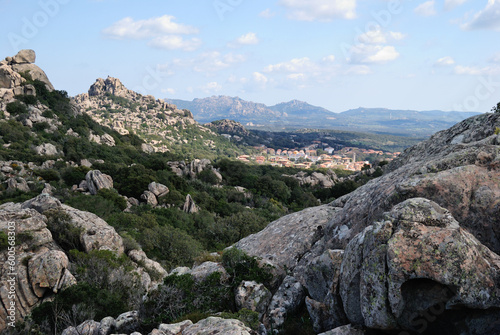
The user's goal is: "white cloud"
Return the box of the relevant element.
[462,0,500,31]
[259,8,276,18]
[287,73,306,80]
[201,81,222,94]
[357,27,406,45]
[103,15,198,39]
[102,15,200,51]
[161,88,176,95]
[322,55,336,62]
[414,1,437,17]
[148,36,201,51]
[229,33,259,47]
[454,65,500,75]
[165,51,246,74]
[349,44,400,64]
[253,72,269,84]
[444,0,468,11]
[434,56,455,66]
[264,57,319,73]
[345,65,372,75]
[279,0,356,21]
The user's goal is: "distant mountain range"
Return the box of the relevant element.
[167,96,481,136]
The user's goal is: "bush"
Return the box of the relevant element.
[6,101,28,115]
[44,209,84,252]
[0,231,8,251]
[61,166,91,186]
[97,188,127,211]
[141,272,232,326]
[221,309,260,331]
[15,94,38,105]
[34,168,60,182]
[222,248,273,289]
[65,194,122,220]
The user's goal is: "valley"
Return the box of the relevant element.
[1,49,500,335]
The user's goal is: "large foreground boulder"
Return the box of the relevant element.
[339,198,500,333]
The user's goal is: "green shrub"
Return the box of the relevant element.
[66,194,121,220]
[34,168,60,182]
[221,309,260,331]
[0,231,8,251]
[141,272,232,326]
[44,209,84,252]
[15,94,38,105]
[61,166,91,186]
[97,188,127,211]
[31,282,131,335]
[6,101,28,115]
[222,248,273,289]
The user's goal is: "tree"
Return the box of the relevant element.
[492,102,500,113]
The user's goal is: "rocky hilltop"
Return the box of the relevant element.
[73,77,213,153]
[0,49,54,110]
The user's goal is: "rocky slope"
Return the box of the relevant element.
[73,77,215,153]
[232,111,500,334]
[0,193,167,331]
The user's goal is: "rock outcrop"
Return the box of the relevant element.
[85,170,113,195]
[283,171,338,188]
[73,76,203,153]
[167,159,223,183]
[0,206,75,330]
[235,281,272,320]
[34,143,59,156]
[183,194,199,214]
[0,50,54,104]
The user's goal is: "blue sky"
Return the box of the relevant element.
[1,0,499,113]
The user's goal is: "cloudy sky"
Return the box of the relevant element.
[1,0,499,113]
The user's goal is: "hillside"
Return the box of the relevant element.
[169,96,480,136]
[2,49,500,335]
[73,78,243,160]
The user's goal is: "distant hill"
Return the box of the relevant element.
[168,96,481,136]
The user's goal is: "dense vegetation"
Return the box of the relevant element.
[1,77,385,335]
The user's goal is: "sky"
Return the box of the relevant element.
[0,0,499,113]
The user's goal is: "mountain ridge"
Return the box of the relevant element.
[168,96,481,136]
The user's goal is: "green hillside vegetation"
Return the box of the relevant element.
[1,79,387,335]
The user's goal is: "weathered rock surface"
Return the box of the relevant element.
[148,182,169,198]
[235,281,272,320]
[167,159,221,182]
[61,204,124,254]
[235,205,337,272]
[182,317,253,335]
[340,198,500,333]
[85,170,113,195]
[265,276,305,328]
[183,194,199,214]
[318,324,366,335]
[0,206,75,331]
[141,190,158,207]
[189,261,228,282]
[157,320,193,334]
[28,250,75,297]
[62,320,101,335]
[283,171,338,188]
[128,249,168,280]
[34,143,59,156]
[5,177,30,192]
[11,49,36,64]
